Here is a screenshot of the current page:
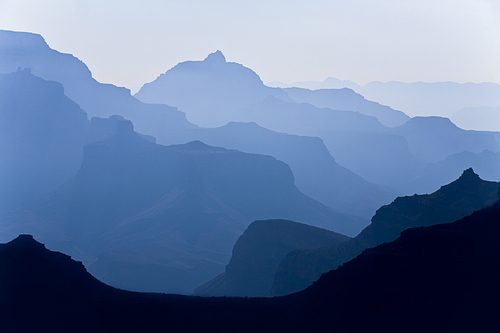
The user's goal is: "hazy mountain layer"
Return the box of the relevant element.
[0,69,89,212]
[316,117,499,188]
[2,195,499,332]
[271,77,500,123]
[133,48,499,194]
[156,121,397,219]
[451,106,500,132]
[194,219,350,297]
[314,129,421,186]
[135,50,290,127]
[400,150,500,194]
[0,119,365,294]
[272,168,499,296]
[390,116,499,164]
[0,30,196,138]
[284,87,409,127]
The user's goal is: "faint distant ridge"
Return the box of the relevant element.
[0,29,196,138]
[390,116,499,163]
[283,87,410,127]
[135,50,408,130]
[451,106,500,132]
[271,168,500,296]
[270,77,500,125]
[135,50,290,127]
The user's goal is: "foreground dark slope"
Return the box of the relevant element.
[1,194,499,332]
[272,168,499,296]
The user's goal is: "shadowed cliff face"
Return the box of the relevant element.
[271,168,499,296]
[2,197,500,332]
[194,219,350,297]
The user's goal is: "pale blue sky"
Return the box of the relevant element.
[1,0,499,90]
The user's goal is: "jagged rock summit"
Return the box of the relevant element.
[204,50,226,63]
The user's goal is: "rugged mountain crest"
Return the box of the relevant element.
[271,168,499,296]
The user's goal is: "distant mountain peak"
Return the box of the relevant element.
[204,50,226,63]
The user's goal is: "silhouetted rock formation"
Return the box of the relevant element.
[294,195,500,332]
[135,50,290,127]
[284,87,410,127]
[2,196,500,332]
[194,219,350,297]
[272,168,499,296]
[159,121,397,219]
[0,234,111,332]
[0,30,195,139]
[1,120,365,294]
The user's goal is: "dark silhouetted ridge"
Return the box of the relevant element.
[2,197,500,332]
[272,168,499,296]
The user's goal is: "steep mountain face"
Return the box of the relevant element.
[157,121,397,219]
[272,168,499,296]
[0,30,195,138]
[2,197,499,332]
[1,120,365,294]
[194,219,350,297]
[0,69,89,212]
[390,116,499,164]
[135,50,290,127]
[284,87,410,127]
